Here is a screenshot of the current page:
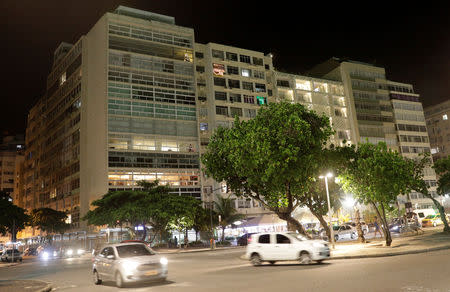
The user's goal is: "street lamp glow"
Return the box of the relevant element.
[343,196,356,208]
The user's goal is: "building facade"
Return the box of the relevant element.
[424,99,450,162]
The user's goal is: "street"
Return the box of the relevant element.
[1,247,449,292]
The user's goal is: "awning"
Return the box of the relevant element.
[241,214,287,227]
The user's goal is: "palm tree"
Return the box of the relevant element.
[214,195,244,242]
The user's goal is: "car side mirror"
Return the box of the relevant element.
[106,255,115,260]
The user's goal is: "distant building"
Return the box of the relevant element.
[424,99,450,162]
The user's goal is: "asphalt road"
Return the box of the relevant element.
[1,248,449,292]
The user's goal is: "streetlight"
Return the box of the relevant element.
[319,172,335,249]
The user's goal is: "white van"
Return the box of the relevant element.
[413,209,436,225]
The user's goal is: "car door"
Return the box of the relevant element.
[103,247,116,278]
[96,247,109,277]
[255,234,273,260]
[274,234,296,260]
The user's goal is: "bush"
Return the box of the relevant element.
[215,241,231,246]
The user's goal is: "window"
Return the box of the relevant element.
[230,107,243,117]
[244,95,255,104]
[195,52,204,59]
[60,72,67,86]
[276,234,291,244]
[213,63,225,76]
[256,96,267,105]
[255,83,266,93]
[196,66,205,73]
[214,77,226,87]
[253,70,265,79]
[228,79,240,89]
[240,54,251,63]
[242,82,253,91]
[252,57,263,66]
[244,108,256,118]
[226,52,238,61]
[212,50,224,59]
[215,91,227,101]
[277,80,290,87]
[216,106,228,116]
[229,93,241,103]
[227,66,239,75]
[200,123,208,131]
[443,114,448,120]
[241,68,251,77]
[258,234,270,244]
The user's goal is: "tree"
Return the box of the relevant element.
[191,205,217,241]
[202,102,334,236]
[29,208,70,239]
[337,142,415,246]
[214,195,244,242]
[412,154,450,233]
[0,192,29,241]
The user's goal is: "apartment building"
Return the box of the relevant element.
[273,71,354,146]
[389,81,437,209]
[424,99,450,162]
[194,43,273,216]
[307,58,437,210]
[0,135,24,198]
[20,6,200,229]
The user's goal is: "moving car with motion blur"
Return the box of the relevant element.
[421,214,444,227]
[237,233,255,246]
[245,232,330,266]
[333,225,358,241]
[92,242,168,288]
[1,249,22,262]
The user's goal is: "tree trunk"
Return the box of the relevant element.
[221,226,225,242]
[354,208,366,243]
[310,210,330,240]
[380,203,392,246]
[277,213,310,238]
[427,194,450,233]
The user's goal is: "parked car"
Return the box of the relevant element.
[92,243,168,288]
[421,214,443,227]
[237,233,255,246]
[24,247,38,256]
[344,222,369,234]
[1,249,22,262]
[413,209,437,225]
[245,232,330,266]
[333,225,357,241]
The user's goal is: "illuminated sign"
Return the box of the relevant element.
[213,63,225,76]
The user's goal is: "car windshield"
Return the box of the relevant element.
[116,244,154,258]
[286,233,309,241]
[333,226,340,231]
[425,215,435,219]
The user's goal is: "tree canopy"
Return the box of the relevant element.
[29,207,70,235]
[0,192,29,241]
[202,102,334,235]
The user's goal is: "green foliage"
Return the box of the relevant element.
[202,102,334,234]
[29,208,70,235]
[0,192,29,241]
[336,142,416,245]
[433,155,450,195]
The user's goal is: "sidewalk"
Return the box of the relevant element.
[330,227,450,259]
[0,280,51,292]
[155,245,243,254]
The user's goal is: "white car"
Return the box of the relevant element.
[245,232,330,266]
[334,225,357,241]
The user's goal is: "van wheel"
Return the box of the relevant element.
[251,254,262,266]
[115,271,124,288]
[299,251,312,265]
[93,270,102,285]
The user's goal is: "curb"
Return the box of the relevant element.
[36,282,52,292]
[238,245,450,261]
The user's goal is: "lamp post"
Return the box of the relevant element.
[319,172,335,249]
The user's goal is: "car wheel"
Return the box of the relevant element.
[334,235,339,241]
[115,271,124,288]
[93,270,102,285]
[351,233,356,239]
[299,251,312,265]
[250,254,262,266]
[269,261,276,265]
[315,260,324,264]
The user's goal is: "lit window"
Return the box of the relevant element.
[443,114,448,120]
[60,72,66,85]
[241,69,251,77]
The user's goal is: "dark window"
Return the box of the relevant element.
[252,57,264,66]
[240,55,251,63]
[195,52,204,58]
[226,52,238,61]
[258,234,270,244]
[212,50,224,59]
[215,91,227,101]
[277,80,290,87]
[228,79,240,89]
[216,106,228,116]
[227,66,239,75]
[196,66,205,73]
[276,234,291,244]
[214,77,226,87]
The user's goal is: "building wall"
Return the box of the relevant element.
[425,99,450,161]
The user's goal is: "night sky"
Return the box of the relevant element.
[1,0,449,136]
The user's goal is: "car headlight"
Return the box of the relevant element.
[392,226,399,230]
[42,252,49,260]
[53,251,58,257]
[122,260,139,272]
[66,249,73,256]
[160,257,168,265]
[77,249,84,255]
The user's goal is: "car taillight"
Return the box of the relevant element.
[247,237,252,244]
